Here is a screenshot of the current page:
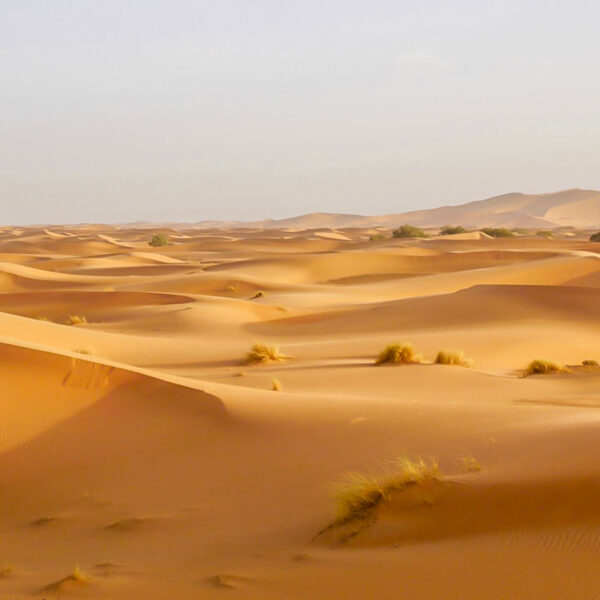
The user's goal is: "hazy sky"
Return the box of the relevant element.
[1,1,599,224]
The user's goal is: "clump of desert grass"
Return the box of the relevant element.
[244,342,289,365]
[582,359,599,366]
[249,290,265,299]
[35,315,49,321]
[435,349,472,367]
[73,347,92,355]
[225,284,237,292]
[525,359,569,376]
[271,378,283,391]
[459,455,482,473]
[67,314,87,326]
[327,457,440,528]
[375,342,421,365]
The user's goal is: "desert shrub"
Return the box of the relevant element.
[375,342,421,365]
[271,378,282,391]
[481,228,514,238]
[369,233,386,241]
[536,230,553,238]
[67,315,87,326]
[244,342,288,365]
[440,225,466,235]
[435,349,472,367]
[459,455,482,473]
[392,225,427,239]
[149,233,169,247]
[582,359,599,366]
[249,290,265,299]
[225,285,236,292]
[590,232,600,242]
[525,359,568,375]
[331,457,439,526]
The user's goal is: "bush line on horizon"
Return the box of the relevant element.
[590,231,600,242]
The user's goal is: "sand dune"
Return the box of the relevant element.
[0,224,599,599]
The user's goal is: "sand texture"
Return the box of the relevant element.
[0,224,599,599]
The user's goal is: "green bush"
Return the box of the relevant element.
[440,225,466,235]
[392,225,427,239]
[149,233,169,247]
[369,233,386,241]
[481,228,514,238]
[590,232,600,242]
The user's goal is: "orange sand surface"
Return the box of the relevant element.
[0,225,599,599]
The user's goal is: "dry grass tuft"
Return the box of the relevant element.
[244,342,289,365]
[459,455,482,473]
[73,347,92,355]
[331,456,439,526]
[67,314,87,326]
[35,315,49,321]
[375,342,421,365]
[525,359,568,375]
[271,378,283,391]
[582,359,599,366]
[435,349,472,367]
[225,285,236,292]
[249,290,265,299]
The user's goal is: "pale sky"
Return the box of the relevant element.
[1,0,599,224]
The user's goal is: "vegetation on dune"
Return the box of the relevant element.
[481,227,514,238]
[249,290,265,299]
[440,225,466,235]
[525,359,568,375]
[245,342,289,365]
[459,455,482,473]
[392,224,427,239]
[67,314,87,326]
[435,349,472,367]
[590,232,600,242]
[225,284,237,292]
[375,342,421,365]
[329,457,440,527]
[271,378,283,391]
[369,233,386,241]
[149,233,169,247]
[582,359,599,366]
[536,230,553,238]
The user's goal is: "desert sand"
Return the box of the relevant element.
[1,224,600,599]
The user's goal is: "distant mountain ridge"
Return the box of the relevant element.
[193,189,600,230]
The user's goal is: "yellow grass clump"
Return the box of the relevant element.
[331,456,439,526]
[375,342,421,365]
[271,378,283,391]
[249,290,265,299]
[525,359,568,375]
[459,455,482,473]
[67,314,87,326]
[435,349,472,367]
[244,342,289,365]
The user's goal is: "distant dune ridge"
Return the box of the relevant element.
[192,189,600,230]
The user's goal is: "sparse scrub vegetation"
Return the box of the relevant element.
[369,233,386,241]
[225,285,237,292]
[73,347,92,355]
[149,233,169,247]
[271,378,282,391]
[329,457,440,527]
[440,225,466,235]
[481,227,514,238]
[590,232,600,242]
[392,224,427,239]
[249,290,265,299]
[525,359,568,375]
[536,230,553,238]
[435,350,472,367]
[67,314,87,326]
[582,359,599,366]
[375,342,421,365]
[245,342,289,365]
